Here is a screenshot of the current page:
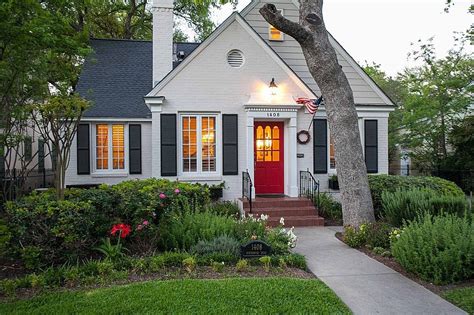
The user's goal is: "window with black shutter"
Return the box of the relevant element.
[76,124,90,174]
[313,119,328,174]
[222,114,238,175]
[129,124,142,174]
[161,114,177,176]
[364,120,378,173]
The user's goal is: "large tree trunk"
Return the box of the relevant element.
[260,0,375,227]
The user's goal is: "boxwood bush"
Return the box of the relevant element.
[381,189,468,226]
[368,175,465,216]
[391,213,473,284]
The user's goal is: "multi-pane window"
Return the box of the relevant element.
[112,125,125,169]
[96,124,109,170]
[95,124,125,171]
[255,125,280,162]
[181,115,217,173]
[269,10,284,41]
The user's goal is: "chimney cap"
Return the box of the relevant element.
[152,0,173,9]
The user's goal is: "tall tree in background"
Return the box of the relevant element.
[65,0,237,41]
[260,0,375,227]
[399,36,473,172]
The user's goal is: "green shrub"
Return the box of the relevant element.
[382,189,468,227]
[317,193,342,221]
[182,257,197,273]
[6,196,100,268]
[0,220,11,255]
[369,175,465,216]
[236,259,249,272]
[343,225,367,248]
[283,254,307,269]
[364,222,392,249]
[259,256,271,272]
[211,261,225,272]
[190,235,240,256]
[391,214,474,284]
[207,201,240,218]
[159,210,237,251]
[5,179,211,268]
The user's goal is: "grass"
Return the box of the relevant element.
[0,277,350,314]
[442,287,474,314]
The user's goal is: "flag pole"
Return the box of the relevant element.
[307,111,317,131]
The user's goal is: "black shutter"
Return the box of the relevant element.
[76,124,90,175]
[161,114,177,176]
[129,124,142,174]
[364,120,378,173]
[38,139,45,172]
[313,119,328,174]
[222,114,238,175]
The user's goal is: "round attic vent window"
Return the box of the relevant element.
[227,49,244,68]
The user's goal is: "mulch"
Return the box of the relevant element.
[335,232,474,295]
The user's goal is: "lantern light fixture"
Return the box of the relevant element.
[269,78,278,96]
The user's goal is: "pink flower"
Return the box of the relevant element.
[143,220,149,226]
[137,224,143,231]
[159,193,166,199]
[174,188,180,194]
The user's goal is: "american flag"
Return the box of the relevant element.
[296,96,323,114]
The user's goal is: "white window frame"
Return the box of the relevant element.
[178,113,221,177]
[91,123,129,175]
[268,9,284,41]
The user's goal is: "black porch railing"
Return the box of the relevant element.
[299,169,320,209]
[242,170,253,213]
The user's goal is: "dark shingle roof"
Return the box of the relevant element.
[77,39,199,118]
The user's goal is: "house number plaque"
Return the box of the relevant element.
[266,112,280,117]
[240,240,272,258]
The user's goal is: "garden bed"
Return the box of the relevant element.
[1,266,314,301]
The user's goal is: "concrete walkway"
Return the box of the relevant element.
[294,227,466,315]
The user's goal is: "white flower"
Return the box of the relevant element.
[279,217,285,226]
[260,214,269,221]
[286,226,297,248]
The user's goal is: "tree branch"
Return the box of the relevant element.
[259,4,312,44]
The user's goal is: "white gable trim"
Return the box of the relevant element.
[146,12,315,99]
[328,35,394,106]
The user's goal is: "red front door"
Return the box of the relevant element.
[254,122,284,194]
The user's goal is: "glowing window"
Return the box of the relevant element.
[269,10,284,41]
[112,125,125,170]
[255,124,280,162]
[96,124,109,170]
[181,115,217,173]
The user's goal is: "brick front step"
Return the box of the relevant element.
[240,197,324,227]
[242,198,313,209]
[244,207,317,217]
[267,215,325,227]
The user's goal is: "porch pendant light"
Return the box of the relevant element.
[269,78,278,96]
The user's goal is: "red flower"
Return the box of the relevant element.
[110,223,131,238]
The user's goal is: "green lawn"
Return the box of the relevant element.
[0,277,350,314]
[442,287,474,314]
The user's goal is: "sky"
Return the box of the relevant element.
[207,0,472,76]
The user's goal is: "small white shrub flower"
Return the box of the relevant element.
[279,217,285,226]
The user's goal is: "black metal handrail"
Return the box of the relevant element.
[242,170,253,213]
[299,169,320,209]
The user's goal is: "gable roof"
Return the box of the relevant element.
[77,39,199,118]
[240,0,394,106]
[146,12,316,99]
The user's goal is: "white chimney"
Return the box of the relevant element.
[152,0,174,86]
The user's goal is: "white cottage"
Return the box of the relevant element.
[66,0,394,224]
